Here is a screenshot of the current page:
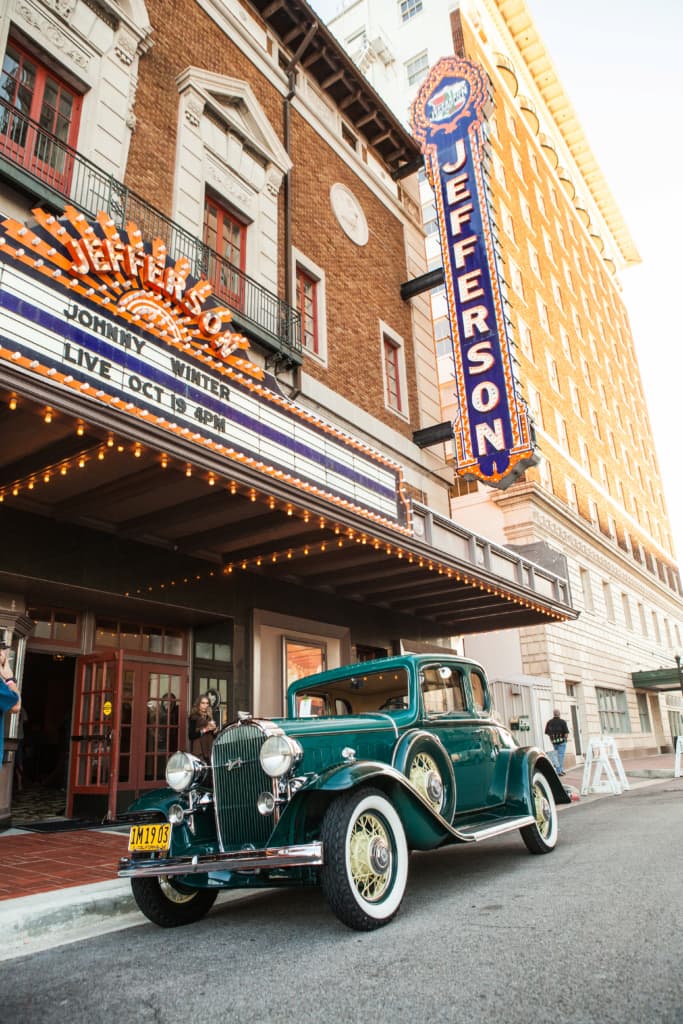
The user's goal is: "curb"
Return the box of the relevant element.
[0,879,140,961]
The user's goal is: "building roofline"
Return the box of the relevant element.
[247,0,421,174]
[487,0,640,265]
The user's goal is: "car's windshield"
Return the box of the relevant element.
[294,666,410,717]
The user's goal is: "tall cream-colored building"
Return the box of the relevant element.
[327,0,683,760]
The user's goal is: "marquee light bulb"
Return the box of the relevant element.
[8,395,17,411]
[44,408,53,424]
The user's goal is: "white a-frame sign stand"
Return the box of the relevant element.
[675,736,682,779]
[580,736,630,796]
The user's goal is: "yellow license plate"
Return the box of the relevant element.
[128,822,171,852]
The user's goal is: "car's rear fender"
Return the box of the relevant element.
[506,746,572,809]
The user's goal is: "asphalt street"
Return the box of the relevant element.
[5,780,683,1024]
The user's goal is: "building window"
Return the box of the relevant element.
[381,322,407,416]
[552,277,564,312]
[500,201,515,241]
[579,567,593,612]
[559,326,573,362]
[569,379,581,416]
[203,196,246,309]
[528,243,540,277]
[341,122,357,150]
[406,51,429,86]
[547,354,560,392]
[602,581,615,622]
[538,296,550,332]
[400,0,423,21]
[518,318,534,361]
[555,412,570,453]
[621,593,633,630]
[651,611,661,644]
[27,606,81,646]
[292,248,327,364]
[527,384,543,428]
[636,693,651,734]
[588,498,599,529]
[596,687,630,734]
[296,265,319,355]
[509,259,525,300]
[0,40,83,188]
[638,603,648,636]
[566,478,578,512]
[538,456,553,493]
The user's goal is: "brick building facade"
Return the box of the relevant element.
[0,0,574,822]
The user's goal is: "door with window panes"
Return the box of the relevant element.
[193,622,233,729]
[84,619,188,810]
[203,196,246,311]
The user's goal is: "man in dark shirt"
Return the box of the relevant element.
[545,709,570,775]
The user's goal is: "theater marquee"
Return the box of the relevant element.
[411,58,537,489]
[0,207,408,531]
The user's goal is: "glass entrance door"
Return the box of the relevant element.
[69,657,186,818]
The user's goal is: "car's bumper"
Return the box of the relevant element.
[118,842,324,879]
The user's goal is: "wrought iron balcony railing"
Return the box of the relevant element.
[0,97,301,363]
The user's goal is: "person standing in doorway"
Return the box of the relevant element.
[545,709,570,775]
[188,694,217,760]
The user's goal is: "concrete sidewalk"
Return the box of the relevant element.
[1,749,679,961]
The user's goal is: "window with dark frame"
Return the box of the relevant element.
[296,264,319,355]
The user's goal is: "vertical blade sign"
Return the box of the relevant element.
[411,58,537,489]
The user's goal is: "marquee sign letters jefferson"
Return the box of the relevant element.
[0,207,408,531]
[411,58,537,489]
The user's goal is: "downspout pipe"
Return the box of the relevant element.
[283,21,318,320]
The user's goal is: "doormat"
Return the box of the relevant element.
[18,818,106,833]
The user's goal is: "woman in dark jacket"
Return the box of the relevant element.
[188,694,217,759]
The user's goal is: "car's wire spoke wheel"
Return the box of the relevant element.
[520,770,559,854]
[349,811,393,902]
[409,751,444,812]
[321,787,408,930]
[131,875,218,927]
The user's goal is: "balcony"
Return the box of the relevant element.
[0,98,301,366]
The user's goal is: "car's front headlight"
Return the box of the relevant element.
[166,751,208,792]
[259,734,303,778]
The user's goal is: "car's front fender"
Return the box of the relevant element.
[271,760,455,851]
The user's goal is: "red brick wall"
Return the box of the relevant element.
[124,0,417,439]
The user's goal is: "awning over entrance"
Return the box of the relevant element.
[0,392,576,635]
[631,668,683,693]
[0,208,577,635]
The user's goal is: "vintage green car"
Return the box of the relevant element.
[119,654,571,930]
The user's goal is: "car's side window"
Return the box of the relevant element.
[421,665,466,716]
[469,670,488,712]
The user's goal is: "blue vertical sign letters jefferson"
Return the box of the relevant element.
[411,58,537,489]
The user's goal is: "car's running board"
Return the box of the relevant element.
[453,814,535,842]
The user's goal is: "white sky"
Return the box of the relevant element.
[311,0,683,563]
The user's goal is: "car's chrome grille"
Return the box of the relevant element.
[212,722,273,851]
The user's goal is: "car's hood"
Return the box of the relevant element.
[269,713,407,772]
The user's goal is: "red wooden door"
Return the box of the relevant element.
[68,652,122,820]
